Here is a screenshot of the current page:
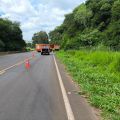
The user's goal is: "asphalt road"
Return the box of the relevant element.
[0,52,99,120]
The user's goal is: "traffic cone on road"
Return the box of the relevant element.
[25,59,30,69]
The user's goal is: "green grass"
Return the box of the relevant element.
[26,47,35,51]
[56,50,120,120]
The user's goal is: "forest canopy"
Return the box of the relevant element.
[0,18,26,51]
[32,31,49,45]
[49,0,120,50]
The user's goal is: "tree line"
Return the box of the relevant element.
[32,31,49,45]
[49,0,120,50]
[0,18,26,52]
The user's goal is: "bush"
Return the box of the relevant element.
[0,39,5,51]
[109,55,120,72]
[56,50,120,120]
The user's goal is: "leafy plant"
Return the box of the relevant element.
[56,50,120,120]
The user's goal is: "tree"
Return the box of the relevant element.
[32,31,49,45]
[49,25,64,45]
[49,0,120,50]
[0,39,5,51]
[74,4,92,28]
[112,0,120,21]
[63,13,77,37]
[26,42,33,48]
[105,21,120,50]
[0,18,26,51]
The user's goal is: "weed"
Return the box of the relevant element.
[56,50,120,120]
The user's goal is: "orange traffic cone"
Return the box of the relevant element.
[25,59,30,69]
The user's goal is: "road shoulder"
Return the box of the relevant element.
[55,56,101,120]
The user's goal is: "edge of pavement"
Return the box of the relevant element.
[0,52,36,75]
[0,51,34,56]
[0,51,22,56]
[53,55,75,120]
[54,55,101,120]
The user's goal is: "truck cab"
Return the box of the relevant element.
[36,44,50,55]
[41,45,50,55]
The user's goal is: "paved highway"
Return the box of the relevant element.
[0,52,98,120]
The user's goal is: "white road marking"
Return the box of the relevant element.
[0,56,33,75]
[0,70,5,75]
[53,55,75,120]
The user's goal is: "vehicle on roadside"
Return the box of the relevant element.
[36,44,50,55]
[36,44,60,55]
[33,31,50,55]
[54,44,60,51]
[49,44,60,51]
[34,31,60,55]
[50,44,54,52]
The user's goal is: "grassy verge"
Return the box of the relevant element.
[26,47,35,52]
[56,50,120,120]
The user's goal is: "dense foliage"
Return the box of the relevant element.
[57,50,120,120]
[49,0,120,50]
[32,31,49,45]
[26,42,33,48]
[0,18,26,51]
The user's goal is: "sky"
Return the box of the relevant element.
[0,0,85,41]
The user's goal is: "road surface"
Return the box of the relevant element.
[0,52,99,120]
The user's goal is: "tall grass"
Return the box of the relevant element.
[56,50,120,120]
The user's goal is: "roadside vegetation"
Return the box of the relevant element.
[49,0,120,119]
[0,18,26,52]
[49,0,120,50]
[32,31,49,46]
[26,42,34,51]
[57,50,120,120]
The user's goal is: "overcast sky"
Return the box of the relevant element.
[0,0,85,41]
